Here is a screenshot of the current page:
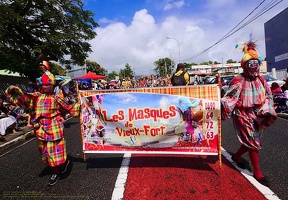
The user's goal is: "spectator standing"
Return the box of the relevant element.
[140,77,146,88]
[270,82,282,95]
[281,78,288,92]
[171,63,189,86]
[166,75,173,86]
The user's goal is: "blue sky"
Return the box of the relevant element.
[81,0,287,75]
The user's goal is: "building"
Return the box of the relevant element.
[66,66,87,78]
[188,61,267,76]
[265,7,288,72]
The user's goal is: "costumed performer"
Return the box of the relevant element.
[5,60,80,186]
[221,37,277,187]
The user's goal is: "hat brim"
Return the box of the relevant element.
[60,79,71,87]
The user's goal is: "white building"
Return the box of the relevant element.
[188,61,267,76]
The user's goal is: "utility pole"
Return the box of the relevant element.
[166,36,180,64]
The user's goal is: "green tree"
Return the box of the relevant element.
[153,57,175,77]
[119,63,134,79]
[226,59,238,63]
[200,61,213,65]
[0,0,98,81]
[107,71,118,81]
[50,62,66,76]
[85,60,106,75]
[182,63,192,71]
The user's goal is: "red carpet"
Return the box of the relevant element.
[124,154,266,200]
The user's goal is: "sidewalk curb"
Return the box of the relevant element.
[0,117,72,151]
[0,130,34,150]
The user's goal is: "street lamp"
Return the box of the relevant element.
[166,36,180,63]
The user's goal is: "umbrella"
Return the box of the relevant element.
[74,71,106,80]
[99,79,107,83]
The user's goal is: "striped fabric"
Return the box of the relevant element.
[5,86,78,168]
[221,74,277,150]
[37,138,67,167]
[34,94,74,141]
[80,85,220,101]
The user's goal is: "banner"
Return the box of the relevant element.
[79,85,221,155]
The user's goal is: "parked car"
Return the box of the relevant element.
[203,76,217,84]
[261,74,285,87]
[220,75,236,97]
[221,75,235,86]
[221,74,285,97]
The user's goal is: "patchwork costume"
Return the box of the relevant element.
[6,61,80,186]
[221,38,277,187]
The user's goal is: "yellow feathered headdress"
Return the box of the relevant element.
[236,34,263,68]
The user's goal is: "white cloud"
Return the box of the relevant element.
[88,2,287,76]
[99,17,117,24]
[164,0,185,11]
[114,93,137,104]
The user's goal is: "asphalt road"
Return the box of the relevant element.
[0,119,123,200]
[0,117,287,199]
[222,116,288,200]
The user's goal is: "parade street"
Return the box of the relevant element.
[0,117,287,200]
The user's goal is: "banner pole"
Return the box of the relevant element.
[217,73,222,168]
[76,81,86,162]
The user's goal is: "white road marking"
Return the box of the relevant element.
[111,149,281,200]
[111,153,131,200]
[221,147,281,200]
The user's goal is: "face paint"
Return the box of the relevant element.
[244,59,261,78]
[247,60,260,71]
[40,85,54,94]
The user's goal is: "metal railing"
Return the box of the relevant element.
[0,75,31,97]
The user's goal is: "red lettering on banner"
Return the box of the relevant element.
[205,102,216,110]
[205,121,214,129]
[206,131,215,139]
[116,127,141,137]
[143,125,166,136]
[102,110,112,122]
[102,109,125,122]
[205,111,214,120]
[128,106,177,122]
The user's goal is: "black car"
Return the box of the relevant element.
[221,75,235,86]
[203,76,218,84]
[220,75,236,97]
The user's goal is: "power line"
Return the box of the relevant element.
[182,0,283,62]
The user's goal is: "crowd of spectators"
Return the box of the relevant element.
[91,75,180,90]
[0,96,21,141]
[270,78,288,113]
[91,75,169,90]
[0,79,78,142]
[92,74,208,90]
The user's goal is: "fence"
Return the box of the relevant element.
[0,75,31,97]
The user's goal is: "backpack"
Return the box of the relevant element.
[172,72,186,86]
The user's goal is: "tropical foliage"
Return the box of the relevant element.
[0,0,98,81]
